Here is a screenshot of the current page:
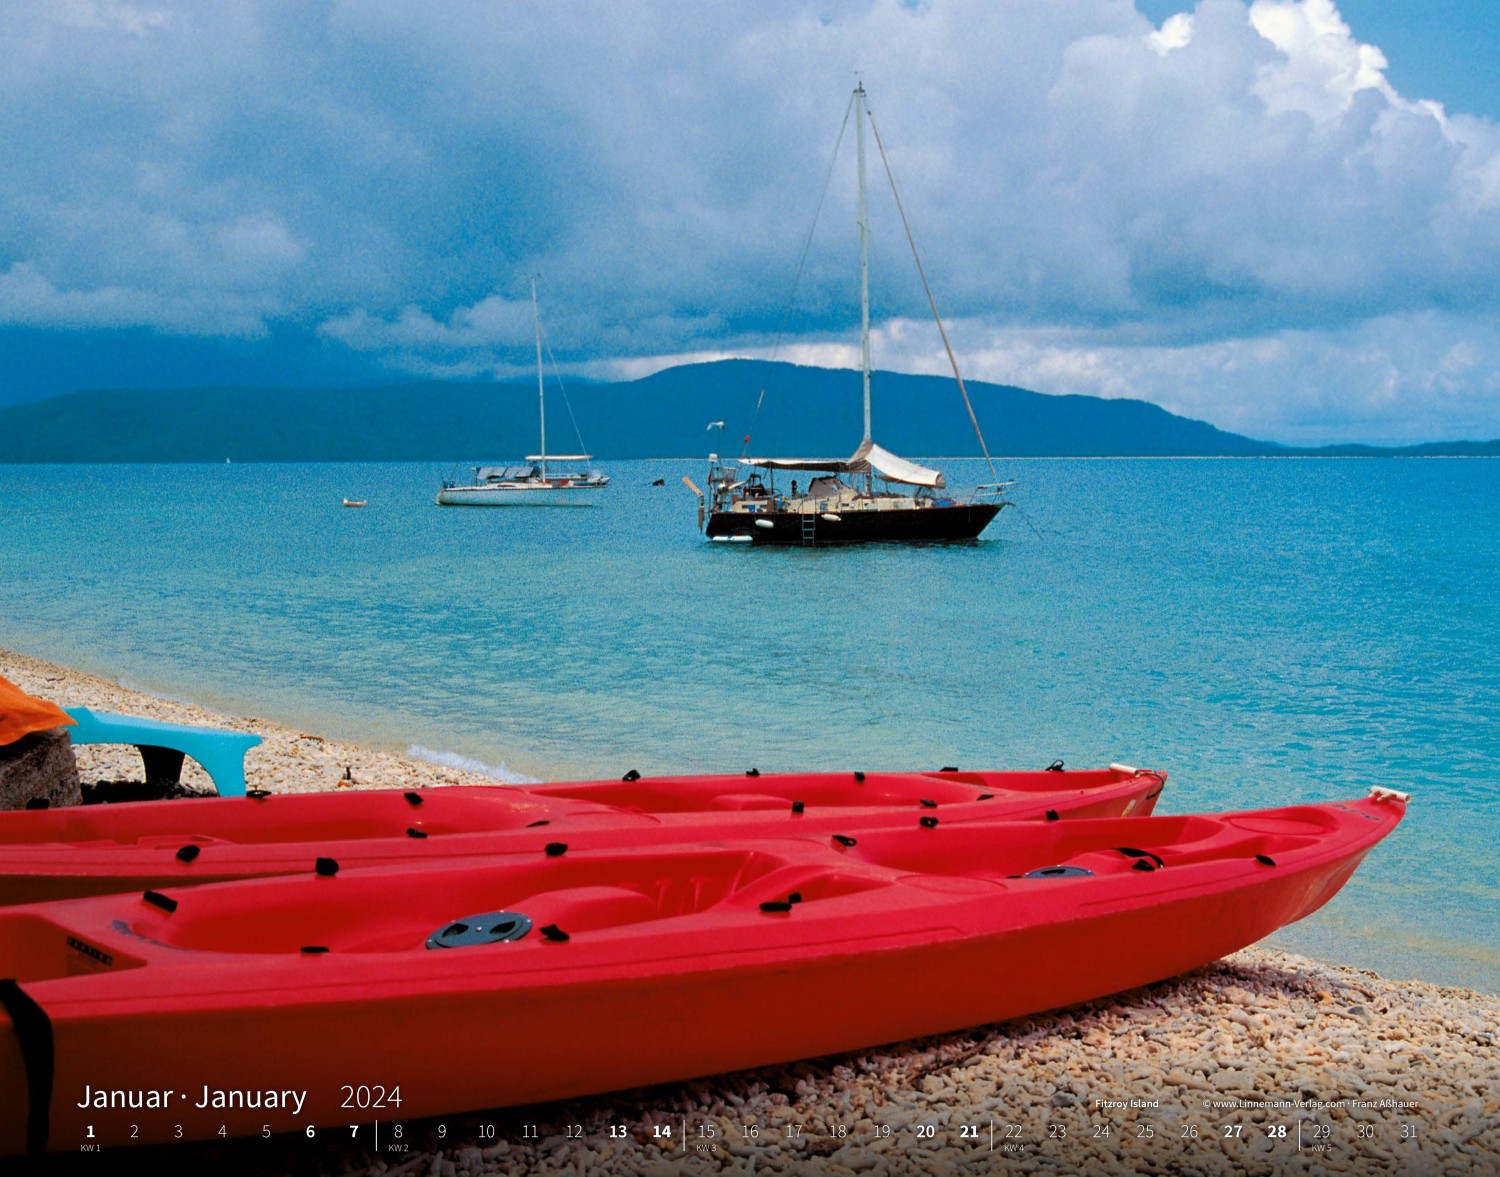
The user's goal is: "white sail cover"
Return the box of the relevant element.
[742,441,944,489]
[847,440,944,488]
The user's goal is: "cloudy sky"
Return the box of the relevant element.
[2,0,1498,445]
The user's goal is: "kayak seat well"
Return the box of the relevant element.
[124,848,805,954]
[835,813,1326,880]
[940,768,1139,795]
[529,773,987,811]
[0,913,146,983]
[721,863,894,909]
[709,794,796,811]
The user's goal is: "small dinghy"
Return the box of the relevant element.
[0,789,1405,1154]
[0,765,1164,904]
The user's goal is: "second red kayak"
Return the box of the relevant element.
[0,764,1164,904]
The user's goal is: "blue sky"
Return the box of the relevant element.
[2,0,1498,446]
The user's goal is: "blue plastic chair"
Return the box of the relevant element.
[63,707,262,798]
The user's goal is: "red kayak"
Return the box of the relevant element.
[0,788,1404,1155]
[0,765,1164,904]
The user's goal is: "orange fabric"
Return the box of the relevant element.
[0,674,76,746]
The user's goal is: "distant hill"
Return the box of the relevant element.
[0,359,1494,462]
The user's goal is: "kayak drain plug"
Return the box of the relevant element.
[919,816,939,829]
[622,769,641,782]
[404,791,423,806]
[791,800,805,814]
[545,842,568,857]
[405,828,427,839]
[315,857,340,877]
[175,845,201,863]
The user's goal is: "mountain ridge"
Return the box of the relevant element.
[0,359,1494,462]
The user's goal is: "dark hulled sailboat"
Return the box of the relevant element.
[694,84,1011,546]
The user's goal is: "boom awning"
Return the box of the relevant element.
[741,440,944,489]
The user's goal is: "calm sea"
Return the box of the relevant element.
[1,458,1495,992]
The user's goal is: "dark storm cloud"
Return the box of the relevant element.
[1,0,1498,443]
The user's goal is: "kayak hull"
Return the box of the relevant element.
[0,793,1403,1155]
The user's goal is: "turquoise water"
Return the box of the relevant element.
[1,458,1496,992]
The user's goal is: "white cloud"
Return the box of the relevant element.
[54,0,169,37]
[1148,12,1194,54]
[878,310,1500,446]
[1249,0,1395,121]
[319,294,536,350]
[0,261,274,336]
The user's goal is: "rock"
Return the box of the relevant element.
[0,726,81,809]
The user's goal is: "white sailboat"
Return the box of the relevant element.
[436,279,609,507]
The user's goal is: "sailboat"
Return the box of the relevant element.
[694,84,1010,545]
[436,279,609,507]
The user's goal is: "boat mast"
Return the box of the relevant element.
[856,83,872,447]
[532,276,546,480]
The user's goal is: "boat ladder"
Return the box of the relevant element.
[800,512,816,544]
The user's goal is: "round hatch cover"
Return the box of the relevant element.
[1022,865,1095,879]
[426,911,532,949]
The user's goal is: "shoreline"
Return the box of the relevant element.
[1,646,494,798]
[3,645,1498,1173]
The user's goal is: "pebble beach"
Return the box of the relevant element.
[3,646,1497,1176]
